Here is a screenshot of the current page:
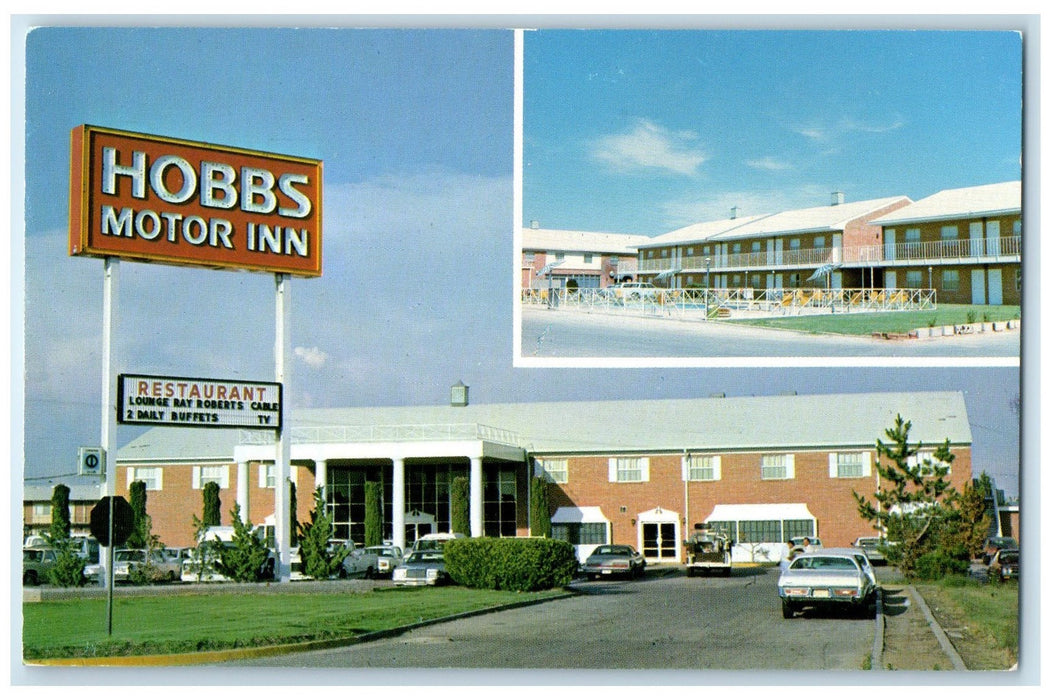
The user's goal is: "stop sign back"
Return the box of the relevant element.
[89,496,135,547]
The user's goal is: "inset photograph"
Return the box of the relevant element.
[518,30,1023,361]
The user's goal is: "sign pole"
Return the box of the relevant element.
[274,273,291,582]
[101,257,119,630]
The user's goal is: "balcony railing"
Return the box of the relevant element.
[238,423,523,447]
[638,235,1021,273]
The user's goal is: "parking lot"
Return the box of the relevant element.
[234,567,878,671]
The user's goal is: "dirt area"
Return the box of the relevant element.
[880,585,959,671]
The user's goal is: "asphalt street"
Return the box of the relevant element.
[520,307,1021,359]
[229,568,875,674]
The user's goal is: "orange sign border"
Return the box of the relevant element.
[69,124,323,277]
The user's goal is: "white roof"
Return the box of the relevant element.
[870,181,1021,226]
[551,506,609,524]
[117,391,972,462]
[523,228,650,255]
[705,503,816,522]
[641,196,910,247]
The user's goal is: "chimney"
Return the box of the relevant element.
[450,381,469,407]
[530,220,540,229]
[831,191,844,206]
[730,206,738,220]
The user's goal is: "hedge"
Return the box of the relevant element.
[443,537,577,592]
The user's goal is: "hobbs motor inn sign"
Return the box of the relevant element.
[69,124,323,277]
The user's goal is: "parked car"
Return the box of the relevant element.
[112,549,182,583]
[987,548,1019,582]
[180,541,276,582]
[789,536,823,552]
[23,548,58,586]
[852,536,889,564]
[581,544,646,580]
[778,550,878,619]
[982,536,1019,564]
[605,281,659,302]
[341,546,381,579]
[410,532,465,553]
[392,550,450,586]
[364,545,404,578]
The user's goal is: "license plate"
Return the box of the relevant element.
[812,589,831,598]
[602,569,612,575]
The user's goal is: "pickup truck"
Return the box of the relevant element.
[683,524,732,576]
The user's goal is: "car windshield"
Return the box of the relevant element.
[407,552,443,563]
[593,545,632,556]
[999,551,1019,563]
[372,548,396,556]
[790,556,858,571]
[23,550,43,563]
[115,550,145,563]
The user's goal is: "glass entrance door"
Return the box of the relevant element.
[641,522,677,559]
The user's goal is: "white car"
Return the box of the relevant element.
[113,549,182,583]
[364,545,404,578]
[607,282,659,301]
[778,549,878,619]
[340,546,381,579]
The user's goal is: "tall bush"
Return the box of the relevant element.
[202,481,221,527]
[126,480,149,549]
[217,504,271,582]
[44,484,86,587]
[364,481,382,547]
[450,476,470,535]
[297,488,348,579]
[530,476,551,538]
[49,484,71,541]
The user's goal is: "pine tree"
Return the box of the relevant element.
[530,476,551,538]
[203,481,221,527]
[451,476,470,535]
[364,481,382,547]
[297,488,348,579]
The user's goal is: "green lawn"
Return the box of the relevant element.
[22,586,564,660]
[729,304,1020,336]
[915,576,1019,670]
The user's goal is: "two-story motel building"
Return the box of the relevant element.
[521,224,650,291]
[113,388,972,564]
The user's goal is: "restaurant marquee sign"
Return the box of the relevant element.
[118,374,282,429]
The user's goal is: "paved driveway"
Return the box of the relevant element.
[521,307,1021,359]
[231,568,875,673]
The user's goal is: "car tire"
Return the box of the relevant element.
[781,600,795,619]
[365,566,375,580]
[23,571,38,586]
[167,571,177,582]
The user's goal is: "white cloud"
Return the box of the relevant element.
[659,184,835,230]
[590,119,707,176]
[746,156,793,172]
[294,346,329,368]
[796,116,905,141]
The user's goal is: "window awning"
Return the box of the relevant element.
[551,506,610,524]
[705,503,816,522]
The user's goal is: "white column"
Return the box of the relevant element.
[236,461,249,519]
[315,459,327,498]
[392,457,405,552]
[470,456,483,537]
[274,274,291,581]
[100,258,119,592]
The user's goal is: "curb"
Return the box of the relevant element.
[906,584,968,671]
[871,587,885,670]
[27,590,578,667]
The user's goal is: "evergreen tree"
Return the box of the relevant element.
[217,504,271,582]
[854,414,959,576]
[297,488,348,579]
[49,484,71,541]
[530,476,552,538]
[364,481,382,547]
[202,481,221,527]
[451,476,470,535]
[126,480,148,549]
[289,479,298,547]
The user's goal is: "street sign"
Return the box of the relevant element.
[89,496,135,547]
[78,446,105,477]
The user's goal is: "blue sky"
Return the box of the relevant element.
[14,25,1021,497]
[523,30,1023,235]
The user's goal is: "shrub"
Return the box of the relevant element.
[913,548,970,581]
[45,537,87,588]
[217,505,272,582]
[444,537,577,592]
[297,488,348,579]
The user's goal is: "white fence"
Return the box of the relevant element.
[522,286,936,320]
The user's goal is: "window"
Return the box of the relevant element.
[128,466,163,491]
[908,451,951,476]
[552,522,608,545]
[260,463,277,488]
[536,458,568,484]
[940,225,958,240]
[609,457,649,483]
[829,452,870,479]
[686,247,694,256]
[905,270,923,288]
[942,270,960,291]
[32,504,50,517]
[706,521,737,542]
[193,465,229,489]
[790,239,801,250]
[751,241,761,253]
[684,454,720,481]
[524,251,535,262]
[814,236,825,249]
[760,454,794,480]
[739,520,781,543]
[661,249,669,258]
[583,253,593,264]
[1013,219,1021,236]
[905,228,921,243]
[1016,268,1022,292]
[732,243,741,254]
[782,519,814,541]
[609,255,619,266]
[554,251,565,261]
[483,466,517,537]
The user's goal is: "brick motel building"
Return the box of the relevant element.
[109,388,973,564]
